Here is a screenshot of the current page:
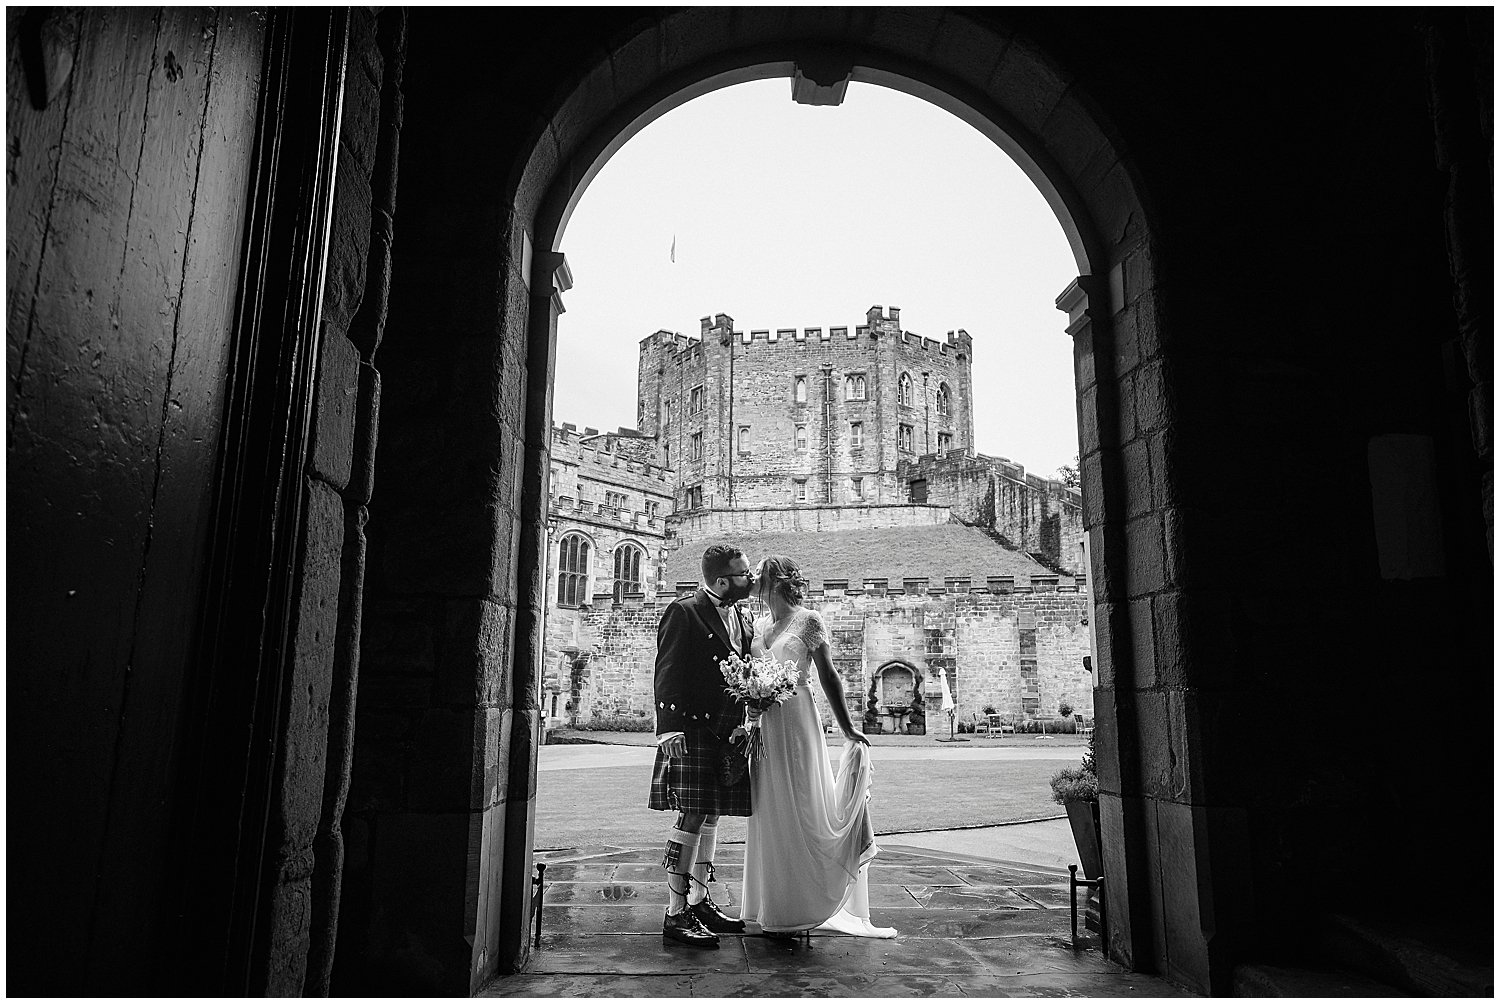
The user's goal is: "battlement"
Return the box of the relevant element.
[899,450,1082,508]
[551,424,672,482]
[626,306,972,358]
[639,572,1084,605]
[548,494,669,532]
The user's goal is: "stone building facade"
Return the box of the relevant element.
[544,299,1094,730]
[542,424,675,721]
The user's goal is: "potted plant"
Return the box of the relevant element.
[1050,731,1103,937]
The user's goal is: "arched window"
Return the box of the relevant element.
[898,372,913,407]
[844,374,866,401]
[794,376,807,404]
[936,383,950,416]
[557,534,591,606]
[613,542,643,601]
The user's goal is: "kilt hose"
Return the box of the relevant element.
[648,728,752,817]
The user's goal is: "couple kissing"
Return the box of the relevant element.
[648,543,897,948]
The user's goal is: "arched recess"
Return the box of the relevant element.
[507,8,1160,983]
[352,7,1177,998]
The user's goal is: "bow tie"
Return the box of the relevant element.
[711,595,740,610]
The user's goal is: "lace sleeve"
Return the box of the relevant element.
[798,608,828,651]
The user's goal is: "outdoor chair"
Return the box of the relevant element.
[997,714,1016,735]
[1078,715,1094,739]
[972,713,991,735]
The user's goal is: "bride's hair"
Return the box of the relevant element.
[757,555,809,604]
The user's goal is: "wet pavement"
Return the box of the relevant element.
[480,840,1198,998]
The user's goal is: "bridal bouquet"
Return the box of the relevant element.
[718,653,799,765]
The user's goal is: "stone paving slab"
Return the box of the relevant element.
[484,842,1199,998]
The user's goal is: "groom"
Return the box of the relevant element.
[648,543,755,948]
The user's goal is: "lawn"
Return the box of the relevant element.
[534,758,1065,851]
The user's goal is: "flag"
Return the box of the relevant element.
[670,234,676,263]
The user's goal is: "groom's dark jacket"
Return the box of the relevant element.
[654,588,751,739]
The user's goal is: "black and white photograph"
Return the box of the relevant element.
[7,7,1492,998]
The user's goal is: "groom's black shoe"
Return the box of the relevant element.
[688,893,746,934]
[663,909,719,948]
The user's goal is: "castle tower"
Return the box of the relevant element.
[637,304,976,512]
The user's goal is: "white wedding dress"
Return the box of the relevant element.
[739,607,897,938]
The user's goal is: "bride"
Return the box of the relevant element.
[739,555,897,939]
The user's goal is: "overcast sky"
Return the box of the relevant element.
[554,80,1081,477]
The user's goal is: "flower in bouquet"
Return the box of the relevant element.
[718,653,799,763]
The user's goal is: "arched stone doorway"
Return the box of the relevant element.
[351,7,1169,996]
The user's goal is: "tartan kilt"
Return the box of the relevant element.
[648,728,752,816]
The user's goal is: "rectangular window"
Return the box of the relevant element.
[686,485,702,509]
[604,491,627,510]
[851,477,864,501]
[794,479,807,504]
[691,431,703,460]
[663,444,670,468]
[938,432,952,451]
[849,421,863,449]
[690,386,703,413]
[646,500,660,518]
[898,423,914,452]
[795,425,807,451]
[664,400,674,425]
[738,425,751,454]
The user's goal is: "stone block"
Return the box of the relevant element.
[1132,690,1175,800]
[928,10,1008,88]
[310,330,361,492]
[437,598,512,707]
[1077,384,1100,456]
[1089,159,1145,253]
[323,148,373,333]
[987,34,1069,137]
[1154,800,1212,991]
[1072,323,1097,390]
[1080,451,1107,528]
[1093,687,1121,794]
[659,8,731,76]
[1097,793,1139,969]
[340,36,383,179]
[1115,309,1140,377]
[1128,597,1155,689]
[605,19,664,108]
[1121,437,1151,520]
[1042,91,1116,196]
[1132,288,1166,362]
[1125,513,1165,598]
[276,479,345,853]
[1135,359,1169,434]
[544,54,614,169]
[348,363,381,506]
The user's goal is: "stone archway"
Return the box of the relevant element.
[353,8,1177,996]
[513,8,1162,981]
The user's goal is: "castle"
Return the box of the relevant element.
[543,306,1090,732]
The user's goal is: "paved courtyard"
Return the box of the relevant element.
[481,838,1197,997]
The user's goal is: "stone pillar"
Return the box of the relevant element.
[1058,274,1155,973]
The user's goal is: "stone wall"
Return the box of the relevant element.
[665,501,952,544]
[900,451,1085,574]
[548,582,1092,729]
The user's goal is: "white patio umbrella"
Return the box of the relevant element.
[938,667,955,714]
